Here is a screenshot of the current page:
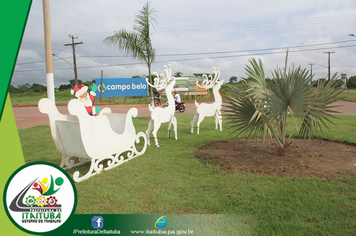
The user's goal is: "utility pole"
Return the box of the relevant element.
[64,35,83,85]
[100,70,103,103]
[42,0,55,102]
[308,62,315,77]
[324,51,335,81]
[308,62,315,84]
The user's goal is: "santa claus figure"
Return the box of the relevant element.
[71,84,101,116]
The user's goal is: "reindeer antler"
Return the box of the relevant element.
[146,64,173,90]
[196,67,220,89]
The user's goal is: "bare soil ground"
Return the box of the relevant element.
[196,138,356,179]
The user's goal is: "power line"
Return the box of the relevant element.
[21,39,67,52]
[16,56,76,65]
[311,62,328,68]
[14,43,356,73]
[20,15,356,40]
[82,55,130,58]
[18,39,356,66]
[158,15,356,32]
[339,58,356,68]
[52,54,74,67]
[82,39,356,58]
[343,65,356,73]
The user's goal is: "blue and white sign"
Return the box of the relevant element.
[95,78,148,97]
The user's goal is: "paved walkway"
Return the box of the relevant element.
[12,100,356,129]
[332,100,356,115]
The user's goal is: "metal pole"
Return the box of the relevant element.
[324,51,335,81]
[100,70,103,103]
[64,35,83,86]
[71,35,78,85]
[328,53,330,81]
[308,62,315,84]
[308,62,314,77]
[42,0,55,102]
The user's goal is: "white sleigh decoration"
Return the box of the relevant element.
[38,98,147,182]
[191,67,224,134]
[146,65,178,147]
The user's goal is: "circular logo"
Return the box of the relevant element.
[3,162,77,234]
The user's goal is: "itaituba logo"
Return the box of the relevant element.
[9,175,64,223]
[4,162,77,234]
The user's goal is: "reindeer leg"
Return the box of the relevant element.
[215,110,219,130]
[172,116,178,140]
[167,120,172,138]
[218,110,222,131]
[196,112,205,135]
[191,112,198,133]
[146,119,154,146]
[153,119,162,147]
[214,110,222,131]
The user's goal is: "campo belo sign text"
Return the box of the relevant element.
[95,78,148,97]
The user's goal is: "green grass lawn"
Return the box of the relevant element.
[337,89,356,101]
[18,114,356,235]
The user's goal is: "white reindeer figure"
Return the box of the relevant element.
[191,67,224,134]
[146,65,177,147]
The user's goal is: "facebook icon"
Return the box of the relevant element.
[92,216,104,229]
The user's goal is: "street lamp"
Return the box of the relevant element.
[52,54,74,67]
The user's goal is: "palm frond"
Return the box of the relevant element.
[103,2,157,97]
[245,58,267,99]
[297,73,342,138]
[104,30,146,62]
[226,54,341,154]
[223,81,283,148]
[134,2,158,34]
[269,65,313,120]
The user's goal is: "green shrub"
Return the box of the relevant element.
[312,78,344,88]
[347,76,356,88]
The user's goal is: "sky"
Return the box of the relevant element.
[11,0,356,87]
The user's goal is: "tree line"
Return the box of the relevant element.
[9,73,354,95]
[9,79,94,94]
[228,75,348,88]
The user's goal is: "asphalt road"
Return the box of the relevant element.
[12,101,198,129]
[12,100,356,129]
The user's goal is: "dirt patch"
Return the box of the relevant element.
[196,138,356,179]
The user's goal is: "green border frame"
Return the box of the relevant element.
[0,2,33,235]
[0,1,32,121]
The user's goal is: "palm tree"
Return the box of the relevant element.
[104,2,157,99]
[224,54,342,155]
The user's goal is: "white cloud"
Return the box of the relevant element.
[16,49,42,63]
[11,0,356,88]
